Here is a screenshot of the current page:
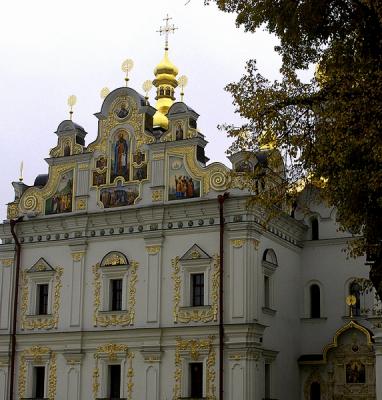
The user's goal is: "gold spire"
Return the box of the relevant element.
[153,15,179,129]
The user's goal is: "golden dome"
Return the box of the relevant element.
[153,110,169,130]
[154,50,179,77]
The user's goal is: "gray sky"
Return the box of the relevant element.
[0,0,283,220]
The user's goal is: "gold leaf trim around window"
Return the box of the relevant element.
[173,336,216,400]
[18,346,57,399]
[93,344,134,400]
[20,267,63,330]
[92,261,138,327]
[172,255,220,324]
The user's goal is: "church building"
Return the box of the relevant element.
[0,16,379,400]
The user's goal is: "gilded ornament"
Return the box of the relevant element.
[173,336,216,400]
[191,250,201,259]
[1,258,13,267]
[76,198,87,210]
[252,239,260,250]
[172,255,220,323]
[231,239,246,248]
[152,152,165,160]
[7,202,19,219]
[72,251,85,262]
[20,268,63,330]
[93,344,134,400]
[93,261,138,327]
[152,190,163,202]
[18,346,56,399]
[102,252,127,266]
[146,245,161,255]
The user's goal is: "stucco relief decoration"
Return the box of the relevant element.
[172,255,220,323]
[1,258,13,267]
[7,202,19,219]
[19,164,76,216]
[20,267,63,330]
[173,336,216,400]
[92,343,134,400]
[92,259,138,327]
[18,346,57,399]
[152,189,163,202]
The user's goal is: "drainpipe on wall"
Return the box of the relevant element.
[218,192,229,400]
[9,216,23,400]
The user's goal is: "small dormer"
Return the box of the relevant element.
[49,120,87,158]
[167,102,199,140]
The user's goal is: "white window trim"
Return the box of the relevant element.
[97,355,127,398]
[180,352,208,398]
[303,280,325,319]
[100,265,129,312]
[180,259,211,308]
[27,270,55,316]
[262,261,277,312]
[24,353,50,398]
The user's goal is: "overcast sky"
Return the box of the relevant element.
[0,0,284,220]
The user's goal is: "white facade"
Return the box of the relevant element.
[0,83,376,400]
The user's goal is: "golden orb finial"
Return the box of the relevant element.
[142,80,153,102]
[121,59,134,86]
[346,295,357,318]
[100,87,110,100]
[67,95,77,120]
[178,75,188,102]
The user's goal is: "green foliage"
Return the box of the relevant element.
[206,0,382,292]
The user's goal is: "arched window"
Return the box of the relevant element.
[311,217,319,240]
[159,88,164,96]
[349,281,361,316]
[310,284,321,318]
[310,382,320,400]
[165,87,171,96]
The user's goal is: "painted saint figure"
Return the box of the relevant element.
[112,132,129,181]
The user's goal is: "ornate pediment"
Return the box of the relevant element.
[180,244,211,262]
[27,258,55,273]
[100,251,129,267]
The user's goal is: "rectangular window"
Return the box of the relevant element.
[36,284,49,315]
[191,273,204,307]
[264,276,270,308]
[265,363,271,399]
[110,279,123,311]
[189,362,203,398]
[33,366,45,398]
[109,364,121,398]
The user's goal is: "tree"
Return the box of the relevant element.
[205,1,382,297]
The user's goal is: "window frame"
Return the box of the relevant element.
[181,261,210,308]
[261,250,278,314]
[100,265,129,313]
[27,271,55,317]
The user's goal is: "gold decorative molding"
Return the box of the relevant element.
[173,336,216,400]
[252,239,260,250]
[172,255,220,323]
[18,346,57,399]
[146,245,161,255]
[1,258,13,267]
[20,267,63,330]
[92,261,138,327]
[101,252,128,266]
[72,252,85,262]
[151,189,163,202]
[76,198,87,210]
[191,250,201,259]
[93,344,134,400]
[231,239,246,248]
[78,163,89,170]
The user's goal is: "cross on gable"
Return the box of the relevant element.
[157,14,178,50]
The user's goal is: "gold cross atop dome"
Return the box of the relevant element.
[157,14,178,50]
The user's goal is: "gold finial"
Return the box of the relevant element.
[100,87,110,99]
[19,161,24,182]
[121,59,134,86]
[178,75,188,102]
[157,14,178,50]
[142,80,153,102]
[346,295,357,318]
[67,95,77,120]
